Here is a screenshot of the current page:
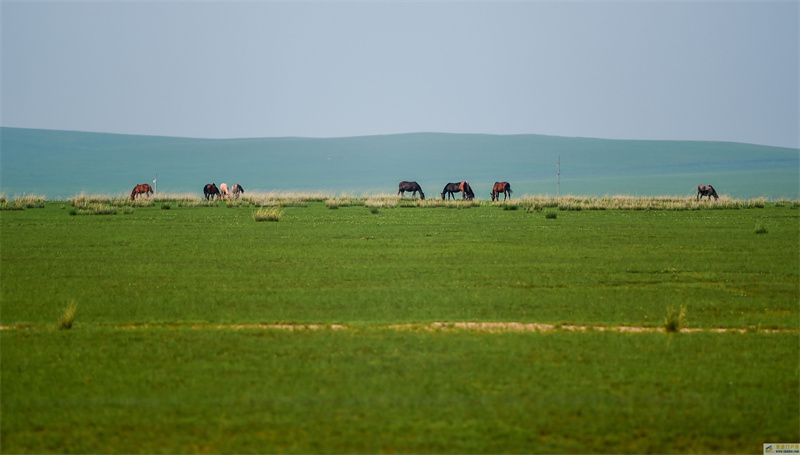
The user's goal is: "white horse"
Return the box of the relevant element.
[231,183,244,199]
[219,183,229,200]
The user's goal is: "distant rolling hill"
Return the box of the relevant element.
[1,127,797,199]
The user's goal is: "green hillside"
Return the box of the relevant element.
[1,127,796,199]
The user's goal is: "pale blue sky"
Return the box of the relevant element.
[2,1,798,148]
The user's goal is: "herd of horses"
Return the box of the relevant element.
[130,181,720,202]
[398,181,513,201]
[202,183,245,200]
[129,183,244,200]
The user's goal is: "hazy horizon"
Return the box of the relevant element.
[2,128,796,200]
[5,126,800,149]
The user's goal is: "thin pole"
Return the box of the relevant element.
[557,155,561,197]
[153,172,158,195]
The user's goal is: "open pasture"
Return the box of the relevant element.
[1,196,798,453]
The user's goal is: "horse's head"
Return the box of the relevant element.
[441,193,446,200]
[419,192,425,201]
[490,192,496,201]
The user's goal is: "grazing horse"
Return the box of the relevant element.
[441,182,462,200]
[231,183,245,198]
[130,183,153,201]
[219,183,229,200]
[204,183,221,200]
[460,181,475,201]
[398,181,425,200]
[441,181,474,200]
[696,185,719,201]
[490,182,512,201]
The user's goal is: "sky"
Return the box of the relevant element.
[1,1,798,149]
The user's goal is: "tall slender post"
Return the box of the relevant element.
[153,172,158,195]
[557,155,561,197]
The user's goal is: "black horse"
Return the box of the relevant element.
[441,181,474,201]
[696,185,719,201]
[398,181,425,200]
[204,183,221,200]
[441,182,460,200]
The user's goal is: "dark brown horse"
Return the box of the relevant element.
[696,185,719,201]
[130,183,153,200]
[398,181,425,200]
[441,181,474,200]
[231,183,245,198]
[490,182,512,201]
[461,181,475,201]
[204,183,220,200]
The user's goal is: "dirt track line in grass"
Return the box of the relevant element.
[1,322,796,333]
[389,322,796,334]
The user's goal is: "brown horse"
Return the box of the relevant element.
[696,185,719,201]
[398,181,425,200]
[490,182,512,201]
[130,183,153,200]
[460,181,475,201]
[204,183,220,200]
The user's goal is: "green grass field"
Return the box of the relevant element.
[2,197,798,453]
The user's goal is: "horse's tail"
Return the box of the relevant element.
[506,183,512,194]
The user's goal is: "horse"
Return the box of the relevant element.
[490,182,512,201]
[219,183,229,200]
[398,181,425,200]
[696,185,719,201]
[231,183,245,199]
[204,183,220,200]
[441,181,474,200]
[130,183,153,201]
[441,182,461,200]
[460,181,475,201]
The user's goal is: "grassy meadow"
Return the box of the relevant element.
[1,194,798,453]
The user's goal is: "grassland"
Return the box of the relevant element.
[1,195,798,453]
